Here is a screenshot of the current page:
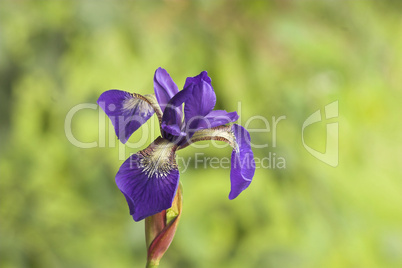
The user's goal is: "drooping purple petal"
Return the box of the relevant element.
[182,71,216,124]
[97,90,155,144]
[182,124,255,199]
[185,110,239,136]
[115,137,179,221]
[154,68,181,117]
[122,192,136,215]
[229,124,255,199]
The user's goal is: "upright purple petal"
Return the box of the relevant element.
[182,71,216,125]
[161,123,186,137]
[115,137,179,221]
[229,124,255,199]
[183,70,212,88]
[160,86,191,139]
[154,67,180,116]
[160,71,220,140]
[97,90,155,144]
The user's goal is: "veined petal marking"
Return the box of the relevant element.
[179,125,237,150]
[116,136,180,221]
[122,95,154,115]
[139,137,178,179]
[97,90,156,144]
[142,94,163,123]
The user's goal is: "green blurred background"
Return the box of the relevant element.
[1,1,402,267]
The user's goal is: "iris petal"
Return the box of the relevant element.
[183,71,216,125]
[183,70,212,88]
[97,90,155,144]
[161,71,223,140]
[122,192,136,215]
[161,86,190,139]
[182,124,255,199]
[154,67,181,117]
[115,137,179,221]
[161,122,186,137]
[186,110,239,135]
[229,124,255,199]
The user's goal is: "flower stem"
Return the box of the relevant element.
[146,260,159,268]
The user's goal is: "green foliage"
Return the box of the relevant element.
[1,1,401,267]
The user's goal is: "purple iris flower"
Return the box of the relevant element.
[98,68,255,221]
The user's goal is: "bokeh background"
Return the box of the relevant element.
[1,1,402,267]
